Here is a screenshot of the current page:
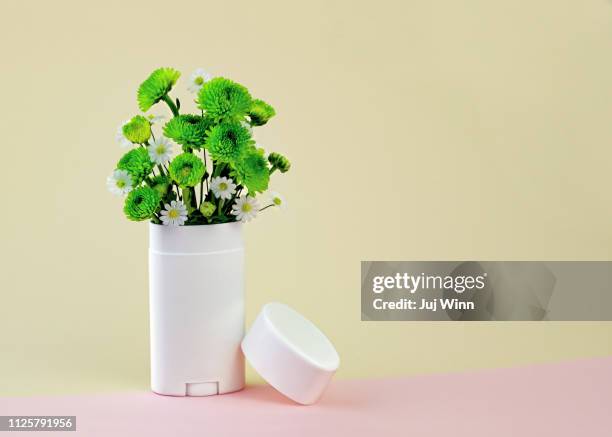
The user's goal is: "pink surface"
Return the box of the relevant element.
[1,357,611,436]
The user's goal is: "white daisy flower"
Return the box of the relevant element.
[106,169,133,196]
[145,113,166,125]
[231,196,259,223]
[188,68,212,94]
[210,176,237,200]
[160,200,188,226]
[115,119,132,148]
[267,191,287,210]
[147,136,174,165]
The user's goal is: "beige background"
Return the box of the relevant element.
[1,0,612,396]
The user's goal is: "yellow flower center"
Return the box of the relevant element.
[180,166,192,178]
[241,203,252,213]
[168,209,179,219]
[219,182,228,191]
[195,76,204,85]
[156,145,166,154]
[273,197,281,206]
[117,180,126,188]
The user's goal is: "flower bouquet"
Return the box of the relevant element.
[108,68,291,396]
[107,67,290,225]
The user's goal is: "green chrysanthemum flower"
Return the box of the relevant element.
[248,99,276,126]
[199,201,216,218]
[205,121,252,163]
[169,153,205,187]
[268,152,291,173]
[123,186,160,221]
[117,147,154,186]
[197,77,252,121]
[137,67,181,112]
[122,115,152,144]
[147,174,171,198]
[163,115,211,150]
[233,148,270,194]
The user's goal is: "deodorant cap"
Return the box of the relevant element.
[241,302,340,405]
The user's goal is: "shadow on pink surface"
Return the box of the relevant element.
[1,356,611,436]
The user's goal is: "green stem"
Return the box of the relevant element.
[200,150,208,207]
[162,94,179,117]
[259,204,274,212]
[225,187,242,214]
[189,187,198,211]
[213,162,227,178]
[216,198,226,219]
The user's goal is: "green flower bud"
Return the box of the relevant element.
[168,153,205,187]
[163,115,211,150]
[147,175,171,198]
[137,67,181,112]
[197,77,252,121]
[268,152,291,173]
[232,147,270,194]
[122,115,152,144]
[124,186,160,221]
[248,99,275,126]
[117,147,153,186]
[200,201,216,218]
[205,121,252,164]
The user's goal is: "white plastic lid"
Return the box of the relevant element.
[241,302,340,405]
